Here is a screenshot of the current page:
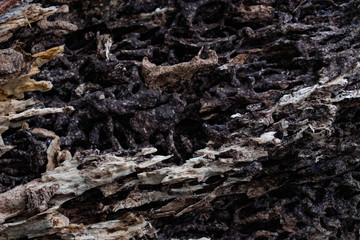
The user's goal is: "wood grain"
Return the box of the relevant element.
[0,0,24,14]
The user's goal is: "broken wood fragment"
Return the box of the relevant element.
[142,48,218,91]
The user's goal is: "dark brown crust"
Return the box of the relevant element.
[2,1,360,239]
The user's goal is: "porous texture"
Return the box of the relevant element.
[1,0,360,239]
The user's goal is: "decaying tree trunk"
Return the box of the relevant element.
[1,0,360,239]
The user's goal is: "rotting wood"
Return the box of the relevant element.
[2,0,360,239]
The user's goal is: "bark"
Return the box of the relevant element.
[1,0,360,239]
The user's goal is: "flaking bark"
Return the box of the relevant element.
[2,0,360,239]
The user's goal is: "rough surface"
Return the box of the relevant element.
[0,1,58,43]
[1,0,360,239]
[142,48,218,91]
[0,46,73,166]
